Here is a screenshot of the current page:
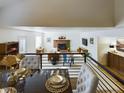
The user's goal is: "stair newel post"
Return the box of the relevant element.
[40,54,42,69]
[84,53,87,63]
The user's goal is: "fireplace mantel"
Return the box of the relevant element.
[53,40,70,51]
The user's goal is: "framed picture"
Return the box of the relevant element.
[47,37,51,42]
[90,38,94,44]
[82,38,88,46]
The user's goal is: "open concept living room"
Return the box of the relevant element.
[0,0,124,93]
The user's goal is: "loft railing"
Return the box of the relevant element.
[84,54,124,93]
[21,52,85,69]
[1,52,124,92]
[23,52,124,93]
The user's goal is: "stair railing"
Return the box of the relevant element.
[84,53,124,93]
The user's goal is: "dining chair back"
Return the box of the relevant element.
[75,63,99,93]
[19,55,41,69]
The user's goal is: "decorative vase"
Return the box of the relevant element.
[51,61,56,65]
[77,48,81,52]
[50,57,57,65]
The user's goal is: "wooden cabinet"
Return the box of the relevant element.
[118,56,124,72]
[0,42,19,60]
[108,52,119,70]
[108,52,114,68]
[108,52,124,73]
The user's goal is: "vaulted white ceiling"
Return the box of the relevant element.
[0,0,114,27]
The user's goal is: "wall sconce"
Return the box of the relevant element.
[109,44,116,52]
[109,45,114,48]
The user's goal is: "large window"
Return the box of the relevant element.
[18,36,27,53]
[35,36,42,49]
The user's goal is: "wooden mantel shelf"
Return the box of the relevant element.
[54,40,70,46]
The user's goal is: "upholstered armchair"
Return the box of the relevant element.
[19,55,41,69]
[73,63,99,93]
[1,55,20,69]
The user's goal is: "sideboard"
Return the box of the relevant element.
[108,51,124,73]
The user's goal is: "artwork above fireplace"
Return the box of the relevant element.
[53,40,70,52]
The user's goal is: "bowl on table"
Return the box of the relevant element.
[50,75,64,84]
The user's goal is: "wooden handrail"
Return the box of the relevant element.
[22,52,85,55]
[87,55,124,85]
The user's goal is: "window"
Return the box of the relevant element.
[35,36,42,49]
[18,36,27,53]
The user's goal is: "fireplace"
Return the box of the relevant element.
[58,44,67,51]
[54,40,70,52]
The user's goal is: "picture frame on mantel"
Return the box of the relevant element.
[90,38,94,44]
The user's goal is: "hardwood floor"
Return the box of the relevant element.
[106,66,124,81]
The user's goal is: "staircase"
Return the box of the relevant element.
[42,54,84,78]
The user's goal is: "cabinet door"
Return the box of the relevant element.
[119,56,124,72]
[108,52,113,68]
[113,54,119,70]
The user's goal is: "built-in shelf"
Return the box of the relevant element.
[108,51,124,74]
[0,42,19,60]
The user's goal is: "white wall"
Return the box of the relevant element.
[98,37,117,65]
[44,31,81,52]
[42,27,124,63]
[80,32,98,60]
[0,28,43,53]
[80,27,124,64]
[1,27,124,65]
